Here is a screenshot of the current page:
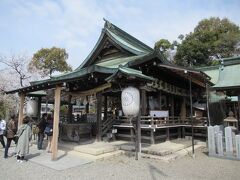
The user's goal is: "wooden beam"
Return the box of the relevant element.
[18,93,25,128]
[51,86,61,161]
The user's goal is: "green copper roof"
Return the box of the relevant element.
[213,62,240,89]
[77,19,154,70]
[198,66,219,85]
[31,65,116,86]
[106,29,148,55]
[96,54,148,68]
[106,66,156,82]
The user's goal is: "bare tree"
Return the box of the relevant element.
[0,54,31,87]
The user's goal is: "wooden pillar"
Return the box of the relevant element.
[159,91,162,110]
[96,93,102,141]
[130,128,134,142]
[171,95,174,119]
[68,95,72,122]
[205,82,211,126]
[136,113,141,160]
[51,86,61,161]
[238,95,240,131]
[150,129,155,144]
[182,126,185,138]
[180,97,186,122]
[141,89,147,116]
[178,127,181,138]
[104,95,107,122]
[37,97,42,121]
[86,96,89,114]
[166,128,170,141]
[18,93,25,128]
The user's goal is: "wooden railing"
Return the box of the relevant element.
[114,116,207,127]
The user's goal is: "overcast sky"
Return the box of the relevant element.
[0,0,240,69]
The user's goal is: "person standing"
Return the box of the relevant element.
[0,118,6,148]
[45,114,53,153]
[4,115,17,158]
[15,116,32,163]
[37,113,47,150]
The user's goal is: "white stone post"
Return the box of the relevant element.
[225,127,233,157]
[216,132,223,156]
[208,126,216,156]
[236,135,240,159]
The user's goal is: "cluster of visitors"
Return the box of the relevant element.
[1,113,54,163]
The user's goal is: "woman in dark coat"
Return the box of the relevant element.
[37,113,47,150]
[15,116,32,163]
[45,114,53,153]
[4,114,17,158]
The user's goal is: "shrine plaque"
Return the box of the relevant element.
[225,127,233,157]
[236,135,240,159]
[208,126,216,156]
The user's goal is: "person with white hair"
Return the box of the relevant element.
[0,117,6,148]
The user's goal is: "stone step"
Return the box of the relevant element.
[95,150,125,161]
[141,144,204,163]
[67,150,124,161]
[120,141,194,156]
[73,144,120,156]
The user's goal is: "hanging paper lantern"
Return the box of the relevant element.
[26,99,38,117]
[121,86,140,117]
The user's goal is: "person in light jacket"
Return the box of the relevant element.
[0,118,6,148]
[15,116,32,163]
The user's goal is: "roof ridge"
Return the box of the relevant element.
[103,19,153,52]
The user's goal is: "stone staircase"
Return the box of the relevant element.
[56,139,206,163]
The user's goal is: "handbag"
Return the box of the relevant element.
[44,126,53,136]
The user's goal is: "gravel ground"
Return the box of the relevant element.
[0,146,240,180]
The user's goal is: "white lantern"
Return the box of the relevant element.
[26,99,38,117]
[121,86,140,117]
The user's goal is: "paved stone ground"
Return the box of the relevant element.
[1,145,240,180]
